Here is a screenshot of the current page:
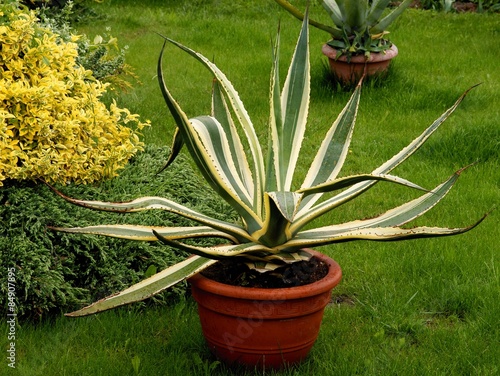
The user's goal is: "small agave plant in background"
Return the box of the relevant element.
[51,11,485,318]
[274,0,413,84]
[274,0,412,59]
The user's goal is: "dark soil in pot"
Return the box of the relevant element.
[200,256,329,288]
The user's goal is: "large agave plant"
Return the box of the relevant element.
[274,0,412,58]
[52,14,484,316]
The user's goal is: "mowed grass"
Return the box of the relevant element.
[2,1,499,375]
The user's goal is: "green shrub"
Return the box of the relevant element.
[0,144,236,321]
[32,0,138,90]
[21,0,96,15]
[0,1,149,186]
[416,0,500,12]
[21,0,72,8]
[466,0,500,11]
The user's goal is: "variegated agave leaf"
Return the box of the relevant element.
[274,0,344,38]
[65,256,216,317]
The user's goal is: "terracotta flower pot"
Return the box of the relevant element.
[188,250,342,369]
[322,43,398,85]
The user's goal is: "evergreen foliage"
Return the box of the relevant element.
[0,145,236,320]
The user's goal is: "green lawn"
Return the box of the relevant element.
[2,0,499,375]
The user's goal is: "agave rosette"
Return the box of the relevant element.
[52,14,484,316]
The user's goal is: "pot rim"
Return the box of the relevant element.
[322,43,398,63]
[188,249,342,301]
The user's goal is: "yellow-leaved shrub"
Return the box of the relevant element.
[0,3,149,186]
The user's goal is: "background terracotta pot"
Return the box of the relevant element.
[188,250,342,369]
[322,43,398,85]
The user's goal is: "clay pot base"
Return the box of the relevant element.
[189,250,342,369]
